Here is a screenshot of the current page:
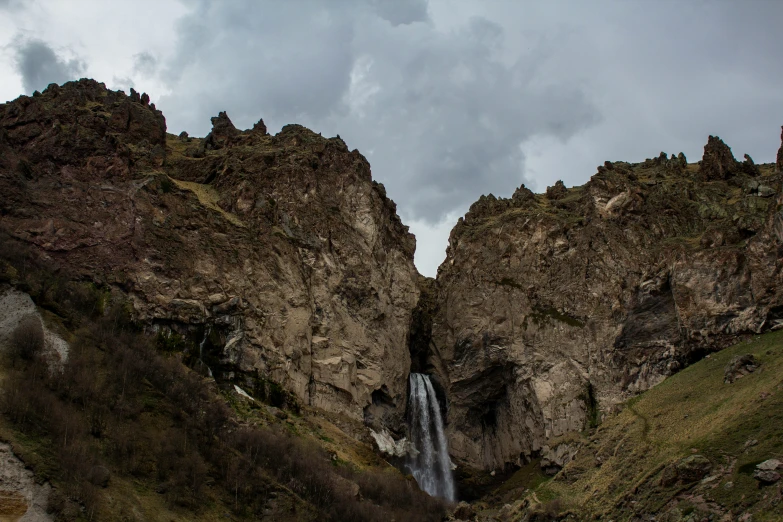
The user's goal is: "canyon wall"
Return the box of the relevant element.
[4,79,783,478]
[428,143,783,471]
[0,79,418,426]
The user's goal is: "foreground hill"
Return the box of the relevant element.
[486,328,783,521]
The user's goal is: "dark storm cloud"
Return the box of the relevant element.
[505,0,783,194]
[157,0,598,222]
[13,38,85,93]
[341,15,597,221]
[160,1,356,133]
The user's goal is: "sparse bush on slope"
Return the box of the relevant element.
[0,269,446,521]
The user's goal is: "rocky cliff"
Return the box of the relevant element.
[427,138,783,472]
[0,79,419,426]
[3,78,782,504]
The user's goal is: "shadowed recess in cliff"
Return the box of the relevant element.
[406,373,456,502]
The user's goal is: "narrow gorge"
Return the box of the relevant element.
[1,79,782,520]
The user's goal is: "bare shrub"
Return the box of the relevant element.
[0,294,448,521]
[10,315,44,363]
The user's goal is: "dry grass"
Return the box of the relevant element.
[169,178,246,228]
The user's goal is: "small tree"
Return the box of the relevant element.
[10,315,44,363]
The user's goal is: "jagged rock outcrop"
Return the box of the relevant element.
[202,110,239,151]
[545,180,567,200]
[700,135,738,180]
[430,136,783,471]
[0,79,419,424]
[777,126,783,172]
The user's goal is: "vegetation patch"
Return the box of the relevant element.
[0,247,447,521]
[512,330,783,520]
[170,178,246,228]
[528,305,585,328]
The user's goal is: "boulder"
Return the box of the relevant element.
[755,470,781,483]
[756,459,781,471]
[370,428,413,458]
[541,442,580,475]
[452,501,477,521]
[724,354,758,384]
[675,455,712,483]
[776,126,783,172]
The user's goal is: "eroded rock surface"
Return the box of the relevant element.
[430,142,783,470]
[0,443,52,521]
[0,80,418,424]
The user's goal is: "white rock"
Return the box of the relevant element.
[233,385,255,401]
[757,459,781,471]
[370,428,412,458]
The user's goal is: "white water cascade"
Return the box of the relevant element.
[198,327,213,378]
[406,373,456,502]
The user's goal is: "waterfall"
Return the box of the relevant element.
[198,327,213,378]
[406,373,456,502]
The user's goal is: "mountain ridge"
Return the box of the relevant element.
[1,78,782,520]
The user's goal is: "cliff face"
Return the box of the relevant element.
[430,142,783,471]
[3,78,782,489]
[0,80,419,425]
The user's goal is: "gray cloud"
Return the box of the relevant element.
[159,1,356,134]
[157,0,598,222]
[112,75,135,91]
[149,0,782,231]
[370,0,429,26]
[13,38,85,93]
[3,0,780,275]
[132,52,158,76]
[0,0,22,10]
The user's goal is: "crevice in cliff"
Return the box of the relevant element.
[408,276,447,377]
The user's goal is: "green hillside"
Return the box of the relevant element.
[495,331,783,520]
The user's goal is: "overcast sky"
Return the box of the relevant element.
[2,0,782,276]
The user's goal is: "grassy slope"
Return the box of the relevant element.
[502,330,783,520]
[0,278,435,521]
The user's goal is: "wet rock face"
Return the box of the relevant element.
[0,80,419,425]
[433,134,783,470]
